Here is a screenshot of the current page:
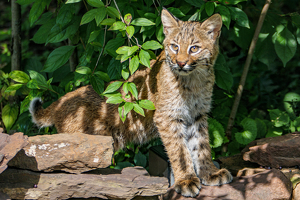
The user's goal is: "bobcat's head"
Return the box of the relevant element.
[161,9,222,76]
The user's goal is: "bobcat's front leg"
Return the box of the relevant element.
[155,117,201,198]
[187,115,233,186]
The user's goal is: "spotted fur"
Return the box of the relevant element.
[30,9,232,197]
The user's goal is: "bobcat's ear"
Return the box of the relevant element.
[201,14,222,41]
[161,8,179,36]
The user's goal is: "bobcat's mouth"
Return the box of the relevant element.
[171,62,197,75]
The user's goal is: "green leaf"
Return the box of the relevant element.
[86,0,104,7]
[167,8,185,18]
[66,0,81,3]
[139,49,151,68]
[88,30,101,43]
[284,92,300,119]
[106,96,125,104]
[126,26,135,38]
[129,55,140,75]
[296,28,300,45]
[274,27,297,67]
[9,70,30,83]
[215,5,231,29]
[218,0,247,5]
[29,0,51,26]
[134,151,147,167]
[95,7,107,25]
[122,69,130,80]
[205,2,215,16]
[32,19,54,44]
[16,0,35,5]
[268,109,290,127]
[107,6,120,19]
[26,79,40,89]
[123,82,129,94]
[208,118,225,148]
[131,18,155,26]
[116,46,131,55]
[56,4,73,26]
[184,0,204,7]
[105,37,125,57]
[28,70,49,89]
[124,102,134,115]
[229,7,250,28]
[91,75,104,95]
[107,58,122,80]
[142,40,163,50]
[215,69,233,91]
[103,81,123,94]
[101,18,116,25]
[133,103,145,116]
[2,104,19,131]
[138,100,155,110]
[109,21,126,31]
[81,9,99,25]
[76,66,92,75]
[124,13,132,25]
[94,71,110,82]
[255,118,267,138]
[46,16,80,44]
[128,46,139,56]
[235,118,257,145]
[128,82,138,100]
[42,46,76,72]
[5,84,23,93]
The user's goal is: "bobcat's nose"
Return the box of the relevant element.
[177,61,186,68]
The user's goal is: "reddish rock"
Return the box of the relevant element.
[0,132,28,174]
[242,133,300,168]
[163,169,292,200]
[0,166,168,200]
[8,133,114,173]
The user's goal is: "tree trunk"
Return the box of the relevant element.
[11,0,22,71]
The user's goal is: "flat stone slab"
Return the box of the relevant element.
[242,133,300,168]
[163,169,292,200]
[0,166,168,200]
[8,133,114,173]
[0,132,28,174]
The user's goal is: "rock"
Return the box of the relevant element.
[218,154,259,176]
[242,133,300,168]
[163,169,292,200]
[0,132,28,174]
[0,166,168,200]
[8,133,114,173]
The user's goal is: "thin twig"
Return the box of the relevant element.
[112,0,125,23]
[93,25,108,74]
[224,0,272,147]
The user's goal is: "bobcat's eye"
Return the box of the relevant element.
[170,44,179,52]
[189,46,200,54]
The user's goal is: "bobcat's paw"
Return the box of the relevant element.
[174,176,201,197]
[201,168,233,186]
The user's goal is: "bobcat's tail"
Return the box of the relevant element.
[29,97,53,128]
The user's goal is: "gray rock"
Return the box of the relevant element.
[0,166,168,200]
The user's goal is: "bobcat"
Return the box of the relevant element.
[30,9,232,197]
